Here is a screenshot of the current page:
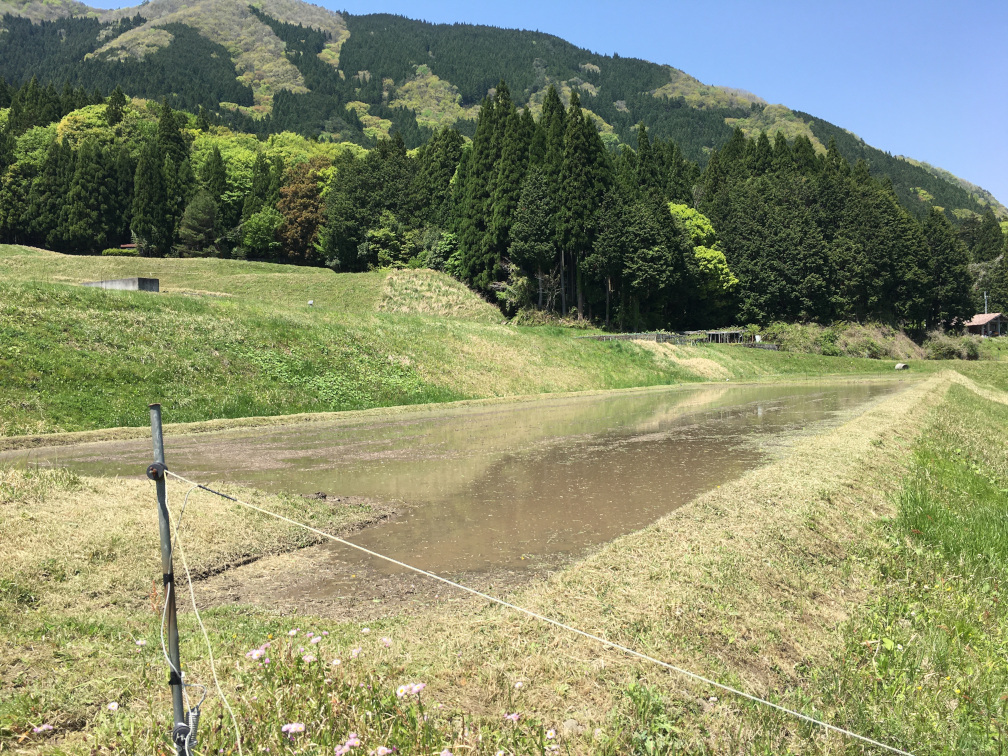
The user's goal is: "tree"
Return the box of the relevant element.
[242,206,283,259]
[508,167,555,309]
[923,208,973,330]
[157,98,189,166]
[105,86,126,127]
[177,190,218,256]
[243,151,272,221]
[278,157,328,263]
[489,110,529,262]
[200,145,227,202]
[64,139,111,253]
[132,141,170,255]
[971,208,1005,263]
[584,189,627,328]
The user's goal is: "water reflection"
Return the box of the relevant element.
[4,382,903,576]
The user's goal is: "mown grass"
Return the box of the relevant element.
[5,373,1008,754]
[0,245,923,438]
[786,382,1008,754]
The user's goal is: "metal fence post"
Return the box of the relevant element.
[147,404,187,755]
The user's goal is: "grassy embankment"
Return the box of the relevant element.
[3,371,1008,753]
[0,244,933,440]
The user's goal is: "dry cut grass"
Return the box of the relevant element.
[387,374,949,752]
[377,269,501,323]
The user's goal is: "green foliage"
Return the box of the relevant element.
[923,330,981,360]
[100,247,138,257]
[241,206,284,260]
[667,203,716,247]
[176,189,218,257]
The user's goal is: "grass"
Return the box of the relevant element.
[2,370,971,754]
[790,381,1008,753]
[0,245,928,439]
[2,372,1007,753]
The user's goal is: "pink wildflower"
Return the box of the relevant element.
[351,647,362,658]
[311,636,322,644]
[281,723,305,735]
[135,639,147,647]
[302,654,316,663]
[246,649,265,660]
[381,637,391,647]
[33,724,54,733]
[396,684,409,698]
[376,748,393,756]
[288,629,299,637]
[504,712,519,723]
[546,729,555,740]
[410,682,426,695]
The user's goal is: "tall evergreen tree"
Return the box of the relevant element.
[64,139,110,252]
[243,152,272,221]
[508,166,555,309]
[489,109,529,263]
[132,140,170,255]
[752,131,772,176]
[771,131,793,173]
[157,98,189,167]
[105,86,126,127]
[971,208,1005,263]
[201,145,227,202]
[923,208,973,330]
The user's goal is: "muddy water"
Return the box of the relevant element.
[6,382,904,587]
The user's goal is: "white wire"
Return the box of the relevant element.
[167,485,245,756]
[165,469,914,756]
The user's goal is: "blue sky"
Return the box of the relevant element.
[88,0,1008,207]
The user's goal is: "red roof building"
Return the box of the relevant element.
[964,312,1004,337]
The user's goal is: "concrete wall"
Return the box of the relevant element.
[81,278,159,292]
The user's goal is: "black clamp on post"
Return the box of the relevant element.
[147,462,167,481]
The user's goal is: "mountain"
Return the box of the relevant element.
[0,0,1002,221]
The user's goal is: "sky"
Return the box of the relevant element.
[87,0,1008,207]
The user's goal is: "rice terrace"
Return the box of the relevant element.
[1,0,1008,754]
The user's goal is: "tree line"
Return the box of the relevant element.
[0,79,1005,331]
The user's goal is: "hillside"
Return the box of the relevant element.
[0,0,1001,219]
[0,244,910,437]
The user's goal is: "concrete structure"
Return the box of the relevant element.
[81,277,159,292]
[964,312,1004,337]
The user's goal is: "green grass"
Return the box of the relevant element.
[0,245,928,438]
[767,384,1008,754]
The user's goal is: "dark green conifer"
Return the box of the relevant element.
[752,131,772,176]
[157,98,188,166]
[132,140,170,255]
[508,166,555,309]
[105,86,126,127]
[771,131,793,173]
[64,139,109,252]
[923,208,974,329]
[972,208,1005,263]
[792,135,819,174]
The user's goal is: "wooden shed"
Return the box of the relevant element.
[964,312,1004,337]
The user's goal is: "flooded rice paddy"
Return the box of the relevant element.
[6,382,905,599]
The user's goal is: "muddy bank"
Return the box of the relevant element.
[183,381,906,621]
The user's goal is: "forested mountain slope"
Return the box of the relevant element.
[0,0,1001,222]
